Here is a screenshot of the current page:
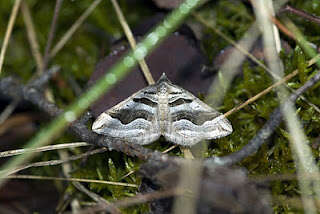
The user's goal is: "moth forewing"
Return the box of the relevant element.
[92,87,161,145]
[92,73,233,146]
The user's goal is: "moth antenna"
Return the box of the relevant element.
[157,73,170,83]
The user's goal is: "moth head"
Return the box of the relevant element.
[157,73,171,84]
[155,73,181,95]
[140,73,171,96]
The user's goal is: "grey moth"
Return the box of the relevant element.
[92,73,232,146]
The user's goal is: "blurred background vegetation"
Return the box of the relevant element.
[1,0,320,213]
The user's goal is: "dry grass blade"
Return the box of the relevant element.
[270,15,295,40]
[58,150,82,213]
[21,1,43,72]
[0,99,19,125]
[80,188,184,213]
[72,181,122,214]
[50,0,102,59]
[205,22,261,107]
[119,170,136,180]
[224,70,297,117]
[162,145,178,153]
[193,12,269,72]
[284,17,320,203]
[110,0,155,84]
[4,174,138,188]
[41,0,63,73]
[173,160,202,214]
[0,0,22,74]
[272,195,320,210]
[2,148,108,176]
[251,172,320,183]
[1,2,43,124]
[0,142,89,157]
[58,148,120,213]
[253,1,319,213]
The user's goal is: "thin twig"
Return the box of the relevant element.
[119,170,136,180]
[251,172,320,183]
[58,146,120,213]
[120,144,179,180]
[110,0,155,84]
[224,69,298,117]
[4,174,138,188]
[0,99,20,125]
[0,66,58,131]
[0,142,90,157]
[2,148,108,176]
[58,150,82,212]
[72,182,122,214]
[162,145,178,153]
[279,5,320,26]
[28,65,60,88]
[41,0,63,73]
[0,0,22,74]
[80,188,184,213]
[58,150,121,213]
[21,1,43,72]
[270,15,295,40]
[50,0,103,59]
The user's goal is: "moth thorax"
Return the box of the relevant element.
[159,85,168,94]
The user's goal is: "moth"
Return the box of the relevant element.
[92,73,232,146]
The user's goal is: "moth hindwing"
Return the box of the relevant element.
[92,73,232,146]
